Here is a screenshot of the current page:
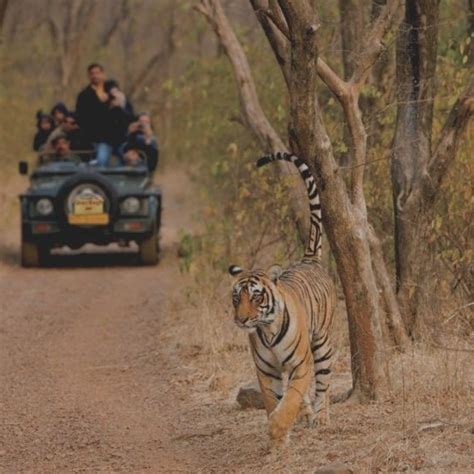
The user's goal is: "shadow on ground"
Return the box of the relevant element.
[0,243,172,269]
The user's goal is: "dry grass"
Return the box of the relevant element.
[159,271,473,472]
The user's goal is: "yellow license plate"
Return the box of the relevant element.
[68,213,109,225]
[74,198,104,215]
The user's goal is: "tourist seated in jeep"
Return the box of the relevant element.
[41,135,82,165]
[50,102,69,128]
[122,113,159,172]
[42,112,92,160]
[33,111,54,151]
[122,148,145,167]
[63,113,93,157]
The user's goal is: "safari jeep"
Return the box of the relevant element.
[18,159,162,267]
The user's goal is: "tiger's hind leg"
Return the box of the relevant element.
[300,393,316,428]
[311,333,332,425]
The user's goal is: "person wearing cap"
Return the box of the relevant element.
[33,111,54,151]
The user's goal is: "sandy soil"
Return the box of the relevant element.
[0,168,472,473]
[0,169,199,471]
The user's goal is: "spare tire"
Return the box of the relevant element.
[55,172,119,227]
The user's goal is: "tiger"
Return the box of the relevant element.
[229,152,337,447]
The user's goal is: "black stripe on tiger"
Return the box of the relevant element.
[257,152,322,260]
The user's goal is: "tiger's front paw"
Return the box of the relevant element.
[269,412,289,443]
[266,432,289,457]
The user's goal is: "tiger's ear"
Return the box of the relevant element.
[229,265,243,276]
[267,264,283,283]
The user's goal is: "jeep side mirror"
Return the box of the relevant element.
[19,161,29,175]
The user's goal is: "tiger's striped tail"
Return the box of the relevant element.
[257,152,322,261]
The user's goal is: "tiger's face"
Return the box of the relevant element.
[229,265,282,332]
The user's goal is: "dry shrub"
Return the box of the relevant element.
[169,274,254,396]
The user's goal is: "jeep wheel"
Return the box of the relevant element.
[21,241,50,267]
[139,229,159,265]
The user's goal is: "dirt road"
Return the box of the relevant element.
[0,169,208,471]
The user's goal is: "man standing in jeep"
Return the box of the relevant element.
[75,63,112,167]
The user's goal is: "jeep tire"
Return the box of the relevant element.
[139,225,159,265]
[21,241,50,267]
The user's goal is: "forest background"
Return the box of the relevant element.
[0,1,472,470]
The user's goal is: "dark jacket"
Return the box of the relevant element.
[66,128,93,161]
[108,102,135,147]
[76,85,110,143]
[76,85,134,146]
[33,130,52,151]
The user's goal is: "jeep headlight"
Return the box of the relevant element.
[36,198,54,216]
[121,197,141,215]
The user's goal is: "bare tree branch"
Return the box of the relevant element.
[196,0,286,151]
[315,60,367,210]
[423,77,474,204]
[195,0,308,238]
[47,0,96,92]
[312,1,402,210]
[127,3,177,99]
[316,58,348,99]
[350,0,403,90]
[250,0,290,87]
[344,88,368,210]
[268,0,290,39]
[127,51,164,98]
[102,0,130,47]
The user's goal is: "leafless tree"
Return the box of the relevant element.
[47,0,97,95]
[195,0,310,241]
[101,0,130,48]
[197,0,411,401]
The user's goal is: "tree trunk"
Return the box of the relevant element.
[339,0,370,80]
[275,0,388,400]
[391,0,439,335]
[391,1,473,336]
